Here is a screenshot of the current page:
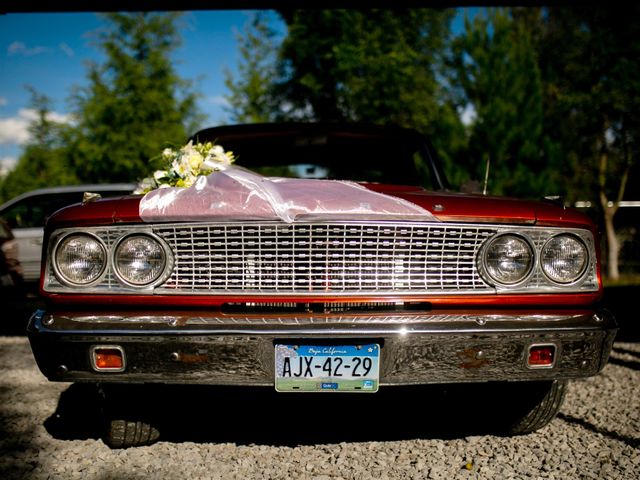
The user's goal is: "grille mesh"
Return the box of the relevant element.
[153,223,496,294]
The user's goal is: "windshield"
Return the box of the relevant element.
[192,125,447,189]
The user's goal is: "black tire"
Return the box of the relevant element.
[105,419,160,448]
[99,383,161,448]
[507,380,568,434]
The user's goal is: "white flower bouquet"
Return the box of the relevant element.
[134,141,236,194]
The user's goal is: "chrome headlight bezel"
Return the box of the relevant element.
[52,233,108,287]
[541,234,589,285]
[479,233,536,287]
[477,227,597,293]
[112,233,173,288]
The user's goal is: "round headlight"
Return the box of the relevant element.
[541,234,588,284]
[55,234,106,285]
[482,234,534,286]
[114,234,167,286]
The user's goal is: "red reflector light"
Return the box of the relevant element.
[92,346,125,371]
[528,345,556,368]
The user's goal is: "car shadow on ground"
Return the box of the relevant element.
[3,285,45,336]
[602,285,639,342]
[45,382,535,447]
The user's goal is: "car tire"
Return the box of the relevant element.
[506,379,568,434]
[105,419,160,448]
[99,383,161,448]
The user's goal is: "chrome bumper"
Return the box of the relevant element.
[27,309,617,386]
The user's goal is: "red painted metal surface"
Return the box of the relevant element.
[42,184,601,308]
[49,307,596,319]
[46,186,594,230]
[47,195,142,228]
[44,291,602,308]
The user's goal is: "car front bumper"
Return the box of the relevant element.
[27,309,617,386]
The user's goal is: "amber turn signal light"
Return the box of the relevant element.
[91,345,126,372]
[527,344,556,368]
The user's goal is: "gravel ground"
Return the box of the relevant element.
[1,337,638,480]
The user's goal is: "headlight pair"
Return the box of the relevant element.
[53,233,170,288]
[481,233,588,287]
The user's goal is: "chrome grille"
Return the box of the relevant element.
[153,223,496,295]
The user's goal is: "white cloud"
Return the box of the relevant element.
[46,111,72,124]
[0,97,7,106]
[460,103,477,126]
[59,42,75,57]
[7,41,51,57]
[0,156,18,176]
[0,112,30,145]
[207,96,230,107]
[0,109,72,145]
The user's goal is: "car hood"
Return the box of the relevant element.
[46,185,593,230]
[364,184,593,228]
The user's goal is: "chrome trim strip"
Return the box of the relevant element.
[31,310,611,336]
[59,312,584,325]
[27,309,617,386]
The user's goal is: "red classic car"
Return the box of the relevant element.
[28,123,617,447]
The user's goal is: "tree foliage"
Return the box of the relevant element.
[536,7,640,278]
[450,10,551,197]
[226,9,466,175]
[224,7,639,278]
[1,13,202,202]
[224,12,281,123]
[68,12,201,183]
[2,8,637,277]
[274,10,451,123]
[0,89,78,202]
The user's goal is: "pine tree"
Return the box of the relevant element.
[538,7,640,279]
[450,9,551,198]
[0,88,77,202]
[225,9,465,179]
[224,12,280,123]
[68,12,201,184]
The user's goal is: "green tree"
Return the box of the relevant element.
[224,12,280,123]
[226,9,465,180]
[0,88,78,202]
[539,8,640,279]
[275,10,452,122]
[68,12,201,184]
[450,9,554,197]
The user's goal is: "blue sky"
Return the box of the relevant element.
[0,10,270,174]
[0,9,472,176]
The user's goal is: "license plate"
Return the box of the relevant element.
[274,344,380,392]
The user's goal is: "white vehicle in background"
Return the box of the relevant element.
[0,184,135,282]
[0,218,22,293]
